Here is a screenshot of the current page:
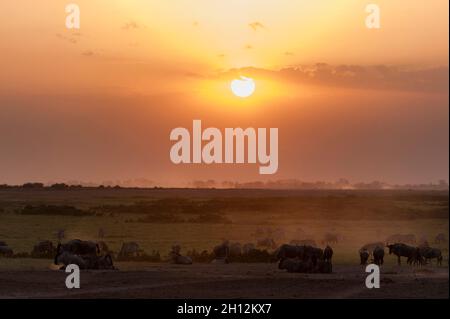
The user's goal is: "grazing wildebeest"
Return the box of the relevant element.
[419,246,443,266]
[359,249,369,265]
[373,246,385,266]
[31,240,56,258]
[386,234,416,245]
[435,233,447,244]
[118,242,142,259]
[57,239,99,257]
[387,243,416,265]
[323,245,333,263]
[290,239,317,247]
[0,246,13,257]
[322,233,339,245]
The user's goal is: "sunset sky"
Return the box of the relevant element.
[0,0,448,186]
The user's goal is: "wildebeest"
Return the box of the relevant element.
[57,239,99,257]
[0,241,7,247]
[373,246,385,266]
[387,243,417,265]
[435,233,447,244]
[386,234,416,245]
[323,246,333,263]
[31,240,56,258]
[0,245,13,257]
[118,242,142,259]
[360,249,369,265]
[419,246,443,266]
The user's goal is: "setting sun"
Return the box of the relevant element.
[230,76,256,98]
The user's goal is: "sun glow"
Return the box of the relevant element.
[230,76,256,98]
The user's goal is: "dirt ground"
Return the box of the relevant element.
[0,263,447,299]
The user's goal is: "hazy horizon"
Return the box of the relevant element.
[0,1,448,186]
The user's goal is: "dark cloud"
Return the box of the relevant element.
[222,64,449,93]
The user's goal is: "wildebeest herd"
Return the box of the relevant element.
[0,231,447,273]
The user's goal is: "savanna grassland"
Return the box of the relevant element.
[0,188,448,298]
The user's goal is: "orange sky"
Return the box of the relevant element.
[0,1,448,186]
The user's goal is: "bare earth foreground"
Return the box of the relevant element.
[0,263,447,299]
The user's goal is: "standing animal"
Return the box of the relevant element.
[323,246,333,263]
[0,245,13,257]
[373,246,385,266]
[359,249,369,265]
[387,243,416,265]
[419,246,443,266]
[57,239,99,257]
